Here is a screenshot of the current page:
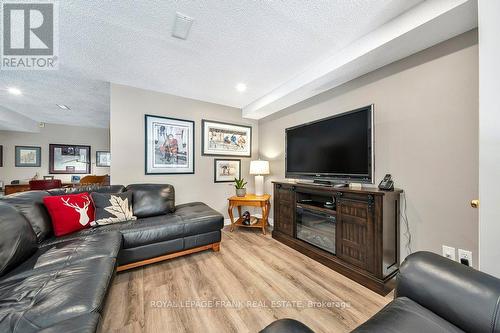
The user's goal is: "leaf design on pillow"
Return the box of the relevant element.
[93,195,137,226]
[105,196,134,219]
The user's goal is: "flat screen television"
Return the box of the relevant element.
[285,105,374,184]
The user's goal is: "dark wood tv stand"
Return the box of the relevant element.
[272,181,402,295]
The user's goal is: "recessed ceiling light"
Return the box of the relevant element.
[236,83,247,92]
[7,87,22,95]
[56,104,71,110]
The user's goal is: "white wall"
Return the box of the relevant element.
[259,30,479,265]
[110,84,258,218]
[0,123,110,184]
[478,1,500,277]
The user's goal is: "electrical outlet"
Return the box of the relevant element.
[458,249,472,267]
[442,245,456,261]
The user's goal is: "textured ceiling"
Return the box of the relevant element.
[1,0,425,129]
[243,0,477,119]
[0,71,109,129]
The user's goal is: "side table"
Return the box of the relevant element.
[228,194,271,235]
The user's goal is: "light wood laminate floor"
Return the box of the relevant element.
[101,227,391,333]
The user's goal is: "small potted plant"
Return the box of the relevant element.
[234,177,247,197]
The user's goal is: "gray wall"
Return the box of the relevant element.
[110,84,258,218]
[258,30,479,264]
[0,124,110,184]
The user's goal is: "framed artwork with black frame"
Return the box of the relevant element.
[49,144,91,174]
[145,114,195,174]
[15,146,41,167]
[214,159,241,183]
[202,120,252,157]
[96,151,111,167]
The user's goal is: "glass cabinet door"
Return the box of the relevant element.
[296,206,336,254]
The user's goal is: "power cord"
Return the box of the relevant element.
[401,191,412,255]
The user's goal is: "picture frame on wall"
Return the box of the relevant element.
[202,120,252,157]
[15,146,41,167]
[96,151,111,167]
[214,159,241,183]
[145,114,195,174]
[49,144,91,174]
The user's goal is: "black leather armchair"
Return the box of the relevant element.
[261,251,500,333]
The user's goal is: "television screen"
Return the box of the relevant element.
[286,105,373,182]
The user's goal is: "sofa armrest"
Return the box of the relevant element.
[396,251,500,333]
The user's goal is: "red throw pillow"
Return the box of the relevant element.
[43,192,95,237]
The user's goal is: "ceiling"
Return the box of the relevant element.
[0,70,109,130]
[0,0,477,131]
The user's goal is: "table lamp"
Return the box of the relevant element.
[250,160,270,196]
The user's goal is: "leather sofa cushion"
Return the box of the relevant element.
[351,297,464,333]
[48,185,125,196]
[118,230,222,266]
[0,203,38,277]
[260,318,315,333]
[0,257,115,332]
[40,214,183,249]
[119,215,184,248]
[38,202,223,250]
[118,238,184,266]
[183,230,221,250]
[38,313,100,333]
[396,251,500,333]
[0,190,53,242]
[174,202,224,236]
[4,232,122,281]
[126,184,175,218]
[115,202,223,248]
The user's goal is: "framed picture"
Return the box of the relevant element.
[202,120,252,157]
[15,146,41,167]
[0,145,2,167]
[145,114,195,174]
[96,151,111,167]
[49,144,91,174]
[214,159,241,183]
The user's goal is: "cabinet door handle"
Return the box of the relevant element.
[471,199,479,208]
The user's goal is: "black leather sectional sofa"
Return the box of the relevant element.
[260,251,500,333]
[0,184,224,332]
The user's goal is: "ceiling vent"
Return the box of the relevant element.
[172,12,194,40]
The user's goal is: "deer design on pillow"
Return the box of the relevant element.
[62,195,91,226]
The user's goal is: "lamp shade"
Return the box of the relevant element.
[250,160,270,175]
